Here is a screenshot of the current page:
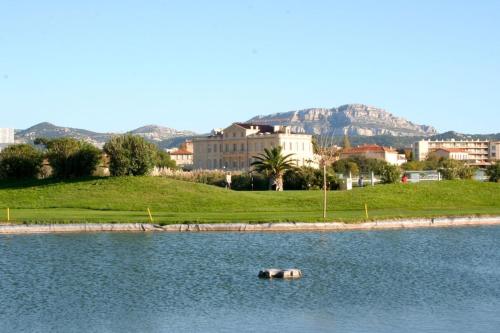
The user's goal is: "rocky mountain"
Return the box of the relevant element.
[248,104,437,137]
[15,122,195,149]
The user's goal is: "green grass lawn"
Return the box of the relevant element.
[0,176,499,224]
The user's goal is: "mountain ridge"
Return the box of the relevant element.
[249,104,437,137]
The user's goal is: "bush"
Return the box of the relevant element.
[401,160,426,171]
[155,150,177,169]
[333,157,388,176]
[380,164,401,184]
[333,160,359,176]
[103,135,157,176]
[0,144,43,179]
[438,159,475,180]
[486,162,500,182]
[284,167,339,190]
[35,138,101,178]
[231,173,268,190]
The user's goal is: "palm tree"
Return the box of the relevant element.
[251,146,295,191]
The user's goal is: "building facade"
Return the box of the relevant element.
[193,123,316,170]
[168,140,194,170]
[489,141,500,161]
[339,144,407,165]
[431,148,469,161]
[413,139,495,165]
[0,128,15,151]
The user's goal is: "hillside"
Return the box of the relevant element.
[248,104,437,137]
[128,125,196,142]
[0,177,498,224]
[15,122,195,149]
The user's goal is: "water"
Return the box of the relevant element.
[1,227,500,333]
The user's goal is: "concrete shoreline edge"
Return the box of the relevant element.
[1,216,500,234]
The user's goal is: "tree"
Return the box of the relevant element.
[103,135,157,176]
[35,138,101,178]
[333,159,359,176]
[251,146,295,191]
[0,144,43,179]
[155,150,177,169]
[380,164,401,184]
[438,159,474,180]
[486,162,500,182]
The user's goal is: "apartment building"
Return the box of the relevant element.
[489,141,500,161]
[193,123,316,170]
[0,128,15,151]
[432,148,469,161]
[339,144,407,165]
[413,139,494,165]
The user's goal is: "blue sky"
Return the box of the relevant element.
[1,1,499,134]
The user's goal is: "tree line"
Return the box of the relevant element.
[0,135,176,180]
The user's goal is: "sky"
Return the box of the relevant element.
[1,0,499,134]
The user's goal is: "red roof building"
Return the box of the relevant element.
[340,144,406,165]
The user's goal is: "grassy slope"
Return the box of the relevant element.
[0,177,499,224]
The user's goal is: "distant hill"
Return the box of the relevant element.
[128,125,196,142]
[248,104,437,137]
[15,122,195,149]
[318,131,500,149]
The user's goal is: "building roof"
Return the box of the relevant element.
[234,123,276,133]
[342,144,396,154]
[169,149,193,156]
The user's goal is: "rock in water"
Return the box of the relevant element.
[258,268,302,279]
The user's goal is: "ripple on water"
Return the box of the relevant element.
[1,227,500,332]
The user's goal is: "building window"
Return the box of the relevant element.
[289,142,293,150]
[233,144,237,152]
[241,143,245,152]
[225,144,229,152]
[213,144,217,152]
[232,132,236,138]
[214,159,218,168]
[232,161,237,168]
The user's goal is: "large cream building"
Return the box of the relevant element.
[413,139,499,165]
[193,123,317,170]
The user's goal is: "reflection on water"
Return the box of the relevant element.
[1,227,500,332]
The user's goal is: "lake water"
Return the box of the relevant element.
[1,227,500,332]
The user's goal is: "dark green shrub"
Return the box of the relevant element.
[0,144,43,179]
[486,162,500,182]
[35,138,100,178]
[284,167,339,190]
[103,135,157,176]
[231,173,268,190]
